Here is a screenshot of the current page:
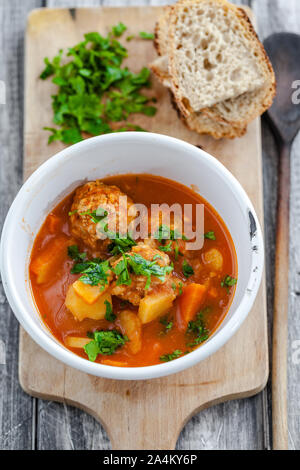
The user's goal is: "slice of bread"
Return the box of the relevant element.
[150,0,275,139]
[151,3,246,138]
[168,0,275,115]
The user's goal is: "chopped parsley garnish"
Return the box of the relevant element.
[108,233,137,255]
[221,275,237,293]
[155,224,187,260]
[160,350,183,362]
[127,253,173,289]
[67,245,86,262]
[114,254,132,286]
[40,26,157,144]
[182,260,194,278]
[139,32,155,40]
[159,241,172,252]
[204,231,216,241]
[113,253,173,289]
[71,258,111,289]
[159,315,174,335]
[178,282,183,296]
[79,208,137,255]
[155,224,187,243]
[112,22,127,37]
[174,244,183,261]
[104,300,116,322]
[186,310,210,347]
[84,330,128,361]
[80,208,108,225]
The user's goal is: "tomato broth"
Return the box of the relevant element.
[30,174,237,367]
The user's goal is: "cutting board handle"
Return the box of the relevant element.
[92,384,184,450]
[108,419,179,450]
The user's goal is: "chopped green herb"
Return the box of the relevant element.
[204,231,216,241]
[159,315,173,335]
[114,254,132,286]
[84,330,128,361]
[178,282,183,296]
[174,242,184,261]
[40,27,156,144]
[127,253,173,289]
[112,22,127,37]
[182,260,194,278]
[159,241,172,252]
[67,245,86,262]
[71,258,111,289]
[139,32,155,40]
[221,275,237,292]
[186,311,210,347]
[126,35,135,42]
[108,233,137,255]
[160,350,182,362]
[155,224,187,243]
[80,207,108,225]
[113,252,173,290]
[104,300,116,322]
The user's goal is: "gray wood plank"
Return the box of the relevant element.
[0,0,43,450]
[252,0,300,451]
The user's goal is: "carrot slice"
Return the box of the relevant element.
[178,283,206,329]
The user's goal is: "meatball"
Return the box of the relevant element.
[70,181,136,251]
[111,243,180,306]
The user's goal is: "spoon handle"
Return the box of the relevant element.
[272,141,291,450]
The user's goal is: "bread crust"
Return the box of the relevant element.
[168,89,247,139]
[150,0,275,139]
[167,0,276,122]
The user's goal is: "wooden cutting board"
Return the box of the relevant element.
[21,6,268,450]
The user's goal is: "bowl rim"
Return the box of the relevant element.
[0,132,264,380]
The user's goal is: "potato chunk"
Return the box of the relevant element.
[119,310,142,354]
[65,285,112,321]
[73,280,103,304]
[31,236,71,284]
[138,290,175,324]
[203,248,223,271]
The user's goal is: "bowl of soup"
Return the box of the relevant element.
[0,132,264,380]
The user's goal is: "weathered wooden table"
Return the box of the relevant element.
[0,0,299,450]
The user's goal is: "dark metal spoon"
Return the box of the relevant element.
[264,33,300,450]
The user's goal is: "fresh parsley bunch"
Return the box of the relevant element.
[40,25,157,144]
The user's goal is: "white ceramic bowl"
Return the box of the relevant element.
[0,132,264,380]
